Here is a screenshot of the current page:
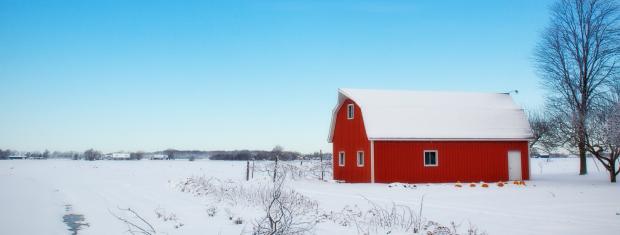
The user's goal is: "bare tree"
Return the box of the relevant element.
[528,110,564,155]
[163,149,176,160]
[131,151,145,160]
[528,110,554,148]
[585,102,620,182]
[83,149,101,161]
[610,79,620,99]
[535,0,620,175]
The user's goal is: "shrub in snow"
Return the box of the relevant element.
[206,206,217,217]
[177,173,484,234]
[109,207,157,235]
[254,160,333,181]
[178,176,219,197]
[317,198,425,234]
[177,175,319,234]
[253,176,318,235]
[466,222,488,235]
[317,196,484,234]
[177,176,262,206]
[421,221,489,235]
[361,200,420,234]
[154,207,178,222]
[424,221,454,234]
[469,183,476,187]
[153,207,184,229]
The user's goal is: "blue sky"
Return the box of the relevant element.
[0,0,553,153]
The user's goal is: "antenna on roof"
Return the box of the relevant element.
[503,90,519,95]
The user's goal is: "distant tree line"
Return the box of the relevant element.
[1,147,332,162]
[210,150,301,161]
[0,149,52,160]
[208,149,331,161]
[0,149,13,160]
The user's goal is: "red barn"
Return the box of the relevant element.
[328,88,533,183]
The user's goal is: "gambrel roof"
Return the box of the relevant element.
[328,88,533,142]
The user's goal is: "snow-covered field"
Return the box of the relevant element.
[0,158,618,235]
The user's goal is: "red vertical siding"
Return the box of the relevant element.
[374,141,529,183]
[332,99,371,183]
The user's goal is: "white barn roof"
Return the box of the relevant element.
[328,88,532,142]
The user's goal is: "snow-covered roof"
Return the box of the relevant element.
[328,88,533,142]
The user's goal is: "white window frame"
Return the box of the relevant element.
[338,151,345,167]
[423,150,438,167]
[347,104,354,120]
[357,151,364,167]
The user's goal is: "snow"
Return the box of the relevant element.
[328,88,532,141]
[0,158,618,234]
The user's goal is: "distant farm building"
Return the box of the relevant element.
[148,154,169,160]
[105,153,131,160]
[328,88,533,183]
[8,155,27,160]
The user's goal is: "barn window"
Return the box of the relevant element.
[338,151,345,166]
[347,104,354,119]
[424,150,438,167]
[357,151,364,167]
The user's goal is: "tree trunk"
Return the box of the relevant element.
[578,143,588,175]
[578,123,588,175]
[610,160,617,183]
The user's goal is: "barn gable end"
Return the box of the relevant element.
[331,98,371,183]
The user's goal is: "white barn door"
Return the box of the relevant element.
[508,151,522,181]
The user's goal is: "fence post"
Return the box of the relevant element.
[246,160,250,181]
[320,150,324,181]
